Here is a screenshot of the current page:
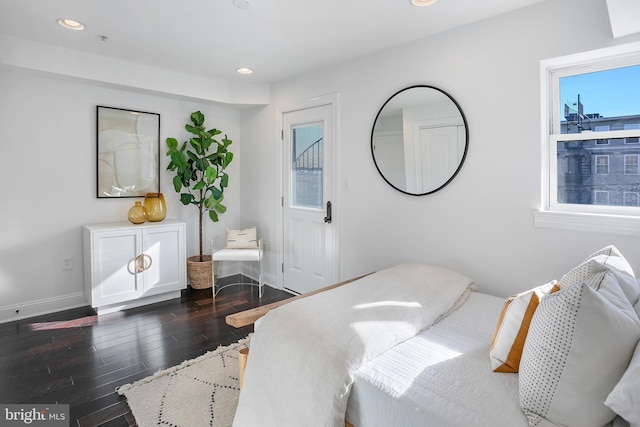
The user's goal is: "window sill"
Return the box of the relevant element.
[533,210,640,236]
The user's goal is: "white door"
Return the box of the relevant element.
[373,132,406,191]
[282,104,336,294]
[416,125,464,193]
[92,229,142,305]
[142,224,186,296]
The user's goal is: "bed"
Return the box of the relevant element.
[230,246,640,427]
[346,291,527,427]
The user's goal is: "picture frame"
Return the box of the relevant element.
[96,106,160,198]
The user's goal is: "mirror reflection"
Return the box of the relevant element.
[371,85,468,195]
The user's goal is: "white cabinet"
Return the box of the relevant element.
[83,221,186,314]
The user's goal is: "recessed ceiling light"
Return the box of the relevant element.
[57,18,85,30]
[411,0,438,6]
[236,67,254,75]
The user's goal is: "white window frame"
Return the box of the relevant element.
[625,154,639,175]
[594,155,610,175]
[534,41,640,236]
[595,125,610,145]
[624,124,640,144]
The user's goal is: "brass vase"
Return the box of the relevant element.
[127,201,147,224]
[144,193,166,222]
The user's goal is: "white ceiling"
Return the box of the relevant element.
[0,0,545,85]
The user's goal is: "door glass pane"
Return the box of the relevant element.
[291,123,323,209]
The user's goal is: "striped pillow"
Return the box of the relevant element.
[489,281,559,373]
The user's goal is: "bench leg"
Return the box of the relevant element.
[238,347,249,389]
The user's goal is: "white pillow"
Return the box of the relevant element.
[606,340,640,427]
[558,245,639,306]
[489,280,559,373]
[519,276,640,427]
[586,271,640,315]
[226,227,258,249]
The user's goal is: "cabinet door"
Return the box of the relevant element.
[92,229,142,305]
[142,224,186,295]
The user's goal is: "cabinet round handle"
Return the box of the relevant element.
[135,254,153,272]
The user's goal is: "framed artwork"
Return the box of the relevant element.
[96,106,160,198]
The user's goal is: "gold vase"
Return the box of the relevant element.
[127,201,147,224]
[144,193,166,222]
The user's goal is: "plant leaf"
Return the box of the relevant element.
[185,124,200,135]
[224,152,234,167]
[211,186,223,200]
[189,137,202,153]
[205,166,217,183]
[172,175,183,192]
[208,210,219,222]
[166,137,178,152]
[170,151,187,169]
[191,111,205,127]
[180,193,193,205]
[195,158,209,171]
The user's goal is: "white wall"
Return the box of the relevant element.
[240,0,640,298]
[2,0,640,323]
[0,67,243,322]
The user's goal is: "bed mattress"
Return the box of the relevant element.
[345,291,529,427]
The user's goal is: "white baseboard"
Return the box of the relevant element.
[0,292,88,324]
[1,267,282,325]
[94,291,182,315]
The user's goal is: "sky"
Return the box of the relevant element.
[560,64,640,118]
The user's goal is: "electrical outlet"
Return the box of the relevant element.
[63,257,73,270]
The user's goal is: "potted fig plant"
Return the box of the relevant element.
[166,111,233,289]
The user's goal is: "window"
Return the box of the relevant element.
[625,154,639,175]
[595,125,610,145]
[624,192,640,206]
[624,124,640,144]
[291,123,323,209]
[536,42,640,235]
[595,155,609,174]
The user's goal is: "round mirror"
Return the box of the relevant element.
[371,85,468,195]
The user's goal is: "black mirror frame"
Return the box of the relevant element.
[371,85,469,196]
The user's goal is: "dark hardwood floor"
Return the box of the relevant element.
[0,277,292,426]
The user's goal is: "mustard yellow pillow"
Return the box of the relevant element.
[489,281,559,373]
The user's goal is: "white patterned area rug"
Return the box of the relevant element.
[117,335,250,427]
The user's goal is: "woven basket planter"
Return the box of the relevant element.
[187,255,213,289]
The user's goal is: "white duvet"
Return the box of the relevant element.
[233,263,475,427]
